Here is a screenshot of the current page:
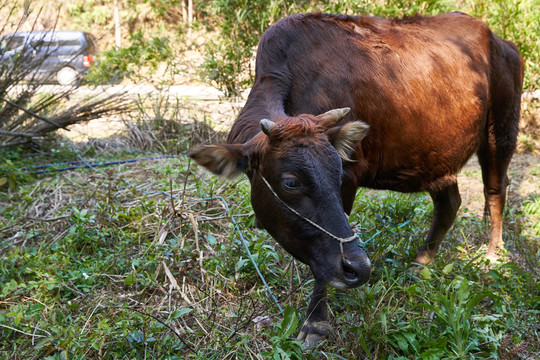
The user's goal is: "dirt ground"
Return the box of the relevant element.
[459,153,539,215]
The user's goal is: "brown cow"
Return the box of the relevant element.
[190,12,523,346]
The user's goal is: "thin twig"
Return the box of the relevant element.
[80,299,103,335]
[0,323,47,338]
[188,213,203,269]
[179,157,192,215]
[170,178,178,216]
[25,216,69,222]
[0,139,32,148]
[60,282,86,297]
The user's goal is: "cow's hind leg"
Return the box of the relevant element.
[478,36,521,260]
[415,182,461,265]
[477,140,515,261]
[477,82,520,260]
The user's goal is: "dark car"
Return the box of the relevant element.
[0,30,97,85]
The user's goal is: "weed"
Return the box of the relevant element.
[262,306,307,360]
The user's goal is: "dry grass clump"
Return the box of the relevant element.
[112,93,230,153]
[0,2,135,149]
[518,99,540,154]
[0,90,134,148]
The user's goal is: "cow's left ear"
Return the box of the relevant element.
[327,121,369,161]
[189,144,247,178]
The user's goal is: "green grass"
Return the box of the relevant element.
[1,138,539,359]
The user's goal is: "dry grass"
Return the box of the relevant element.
[518,99,540,154]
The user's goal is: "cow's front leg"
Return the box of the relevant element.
[296,280,331,347]
[415,182,461,265]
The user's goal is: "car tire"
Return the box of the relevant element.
[57,67,80,86]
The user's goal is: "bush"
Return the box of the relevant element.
[467,0,540,90]
[201,0,312,98]
[86,30,172,84]
[201,0,540,97]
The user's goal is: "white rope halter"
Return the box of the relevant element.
[256,171,360,256]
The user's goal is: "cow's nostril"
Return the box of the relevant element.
[342,256,371,287]
[343,260,357,276]
[342,258,360,285]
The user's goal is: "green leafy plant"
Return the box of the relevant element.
[1,121,538,359]
[201,0,540,96]
[418,276,493,358]
[201,0,308,98]
[262,306,306,360]
[86,30,172,84]
[1,2,538,355]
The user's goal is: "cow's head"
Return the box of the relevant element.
[189,108,371,289]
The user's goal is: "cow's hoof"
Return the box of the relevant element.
[485,250,503,264]
[485,242,505,264]
[297,332,324,348]
[296,321,332,347]
[414,251,434,265]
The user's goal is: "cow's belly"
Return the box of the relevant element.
[359,128,482,193]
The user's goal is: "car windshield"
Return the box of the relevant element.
[58,39,81,46]
[30,39,55,49]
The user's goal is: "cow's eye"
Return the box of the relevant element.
[282,176,300,191]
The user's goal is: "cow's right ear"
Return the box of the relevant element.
[188,144,247,178]
[326,121,369,162]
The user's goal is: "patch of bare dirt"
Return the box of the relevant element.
[458,153,540,215]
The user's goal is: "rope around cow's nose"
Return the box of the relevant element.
[256,171,360,257]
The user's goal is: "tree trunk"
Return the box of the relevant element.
[113,0,121,48]
[181,0,187,23]
[187,0,193,38]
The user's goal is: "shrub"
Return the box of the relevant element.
[201,0,540,97]
[86,30,172,84]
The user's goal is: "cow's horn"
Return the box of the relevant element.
[260,119,275,136]
[318,107,351,125]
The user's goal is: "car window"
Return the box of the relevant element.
[30,40,56,49]
[3,36,25,51]
[57,39,81,46]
